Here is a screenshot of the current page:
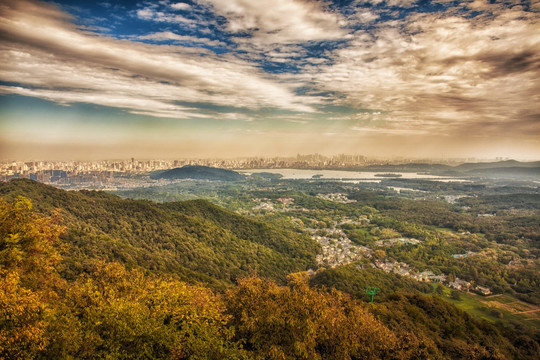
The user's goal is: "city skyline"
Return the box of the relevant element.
[1,0,540,161]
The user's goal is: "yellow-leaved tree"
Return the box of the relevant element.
[0,196,67,358]
[225,272,415,360]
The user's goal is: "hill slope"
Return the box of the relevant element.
[0,179,318,288]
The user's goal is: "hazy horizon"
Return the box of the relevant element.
[2,151,538,164]
[1,0,539,162]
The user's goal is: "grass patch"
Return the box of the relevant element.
[484,294,515,304]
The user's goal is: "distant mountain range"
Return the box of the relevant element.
[465,166,540,177]
[151,165,245,181]
[454,160,540,171]
[362,160,540,178]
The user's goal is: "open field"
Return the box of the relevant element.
[482,294,540,326]
[444,288,540,328]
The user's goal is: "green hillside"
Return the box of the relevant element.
[0,179,318,288]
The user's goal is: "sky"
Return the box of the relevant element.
[0,0,539,161]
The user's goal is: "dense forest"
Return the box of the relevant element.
[0,179,318,289]
[1,179,539,359]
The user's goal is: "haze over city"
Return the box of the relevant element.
[1,0,539,161]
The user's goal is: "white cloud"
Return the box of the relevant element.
[353,10,380,24]
[350,126,428,135]
[0,85,207,119]
[171,2,191,10]
[200,0,347,44]
[137,6,194,24]
[0,0,316,119]
[386,0,417,7]
[357,0,417,7]
[138,31,227,47]
[136,8,154,19]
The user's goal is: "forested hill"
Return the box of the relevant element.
[0,179,318,288]
[151,165,245,181]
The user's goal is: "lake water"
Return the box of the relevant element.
[239,169,462,181]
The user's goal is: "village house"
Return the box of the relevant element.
[448,278,471,291]
[474,285,492,296]
[413,270,435,282]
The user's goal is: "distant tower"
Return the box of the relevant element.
[365,287,379,303]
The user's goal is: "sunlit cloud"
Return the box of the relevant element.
[300,2,540,137]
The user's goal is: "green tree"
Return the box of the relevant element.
[450,290,462,301]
